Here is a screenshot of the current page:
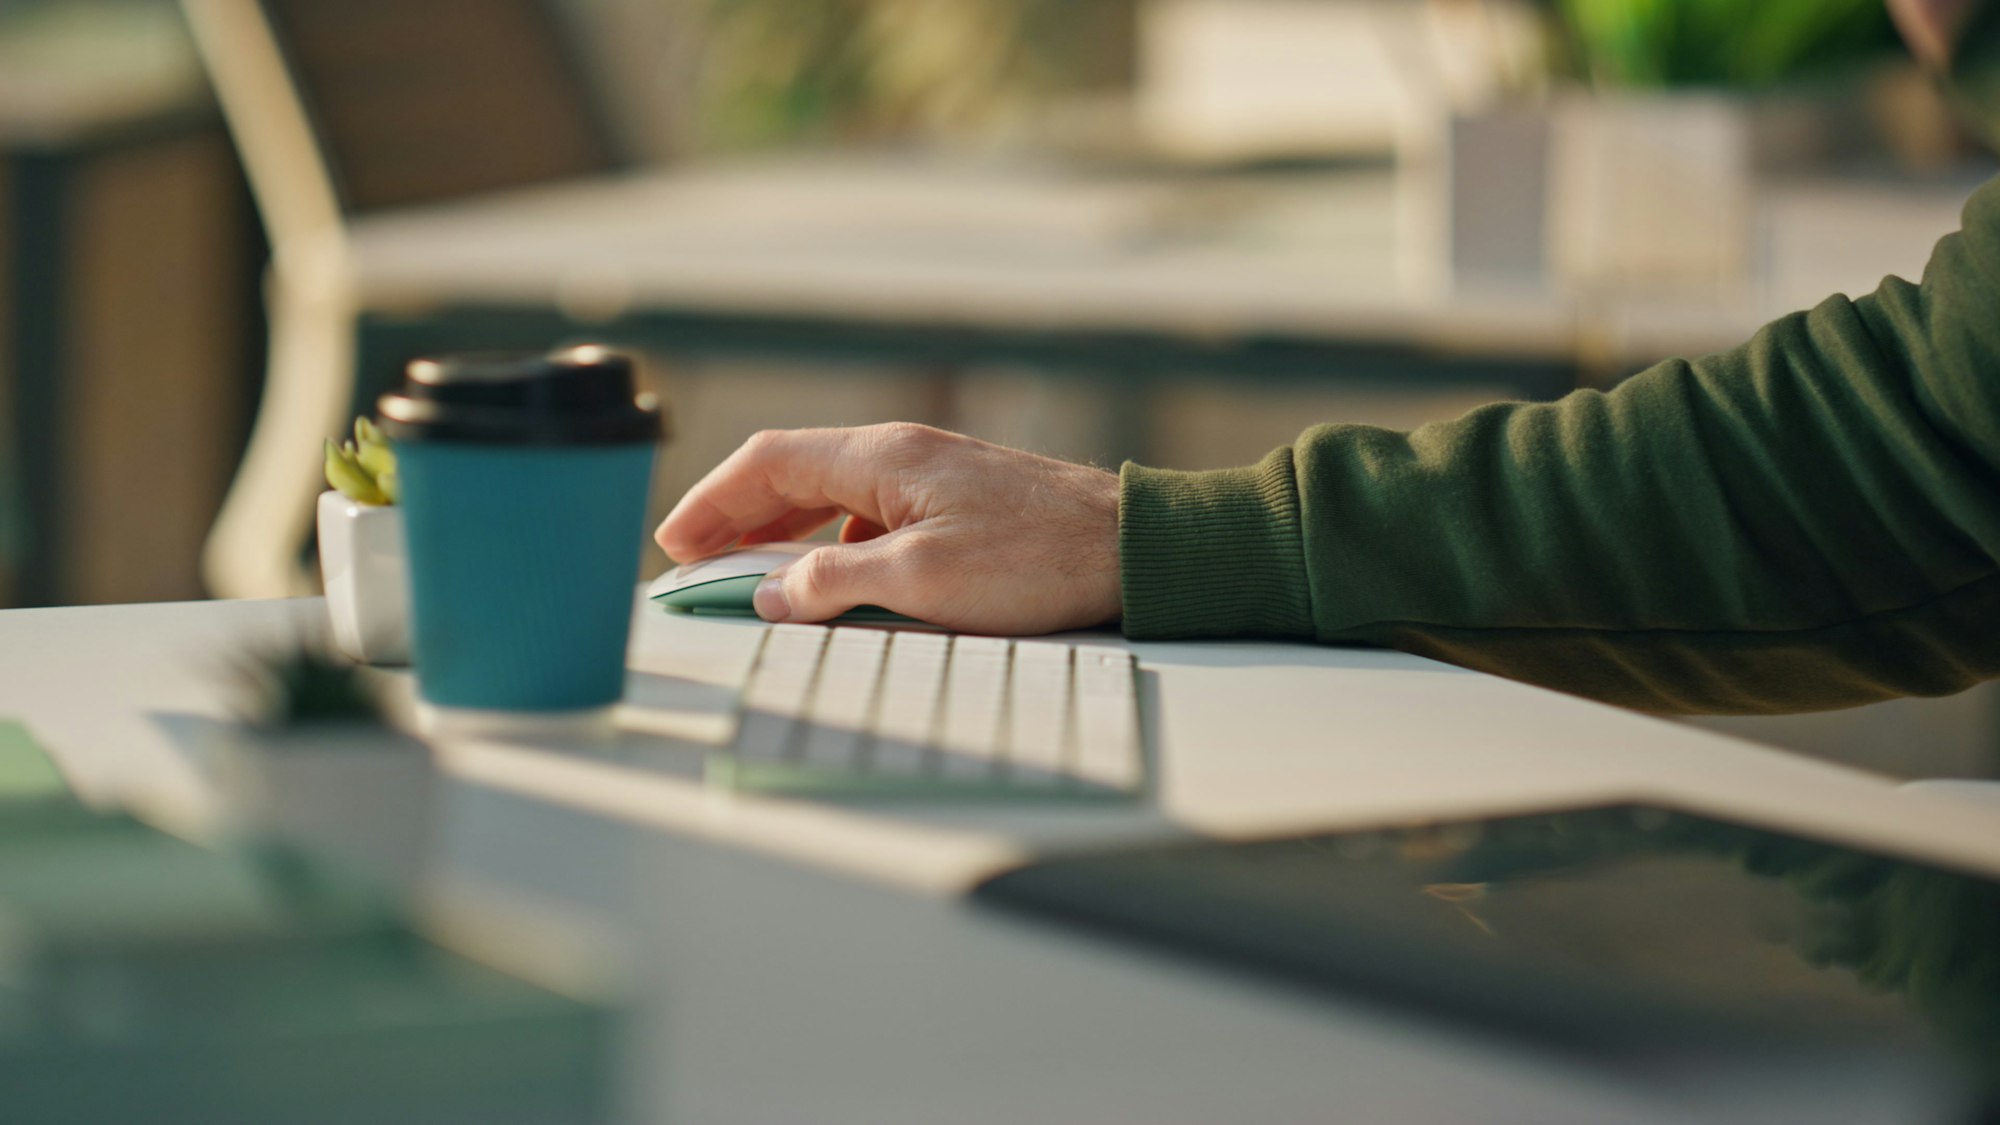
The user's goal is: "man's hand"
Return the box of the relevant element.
[654,424,1122,634]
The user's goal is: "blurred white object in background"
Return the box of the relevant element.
[1547,94,1753,293]
[1139,0,1418,160]
[1137,0,1551,296]
[1137,0,1543,163]
[1420,0,1548,108]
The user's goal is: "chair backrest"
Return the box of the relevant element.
[184,0,625,245]
[258,0,623,213]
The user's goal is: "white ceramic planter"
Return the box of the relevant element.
[1547,93,1751,293]
[318,490,410,665]
[221,721,437,900]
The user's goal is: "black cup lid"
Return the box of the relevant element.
[377,347,663,445]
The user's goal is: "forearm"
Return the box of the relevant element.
[1121,182,2000,714]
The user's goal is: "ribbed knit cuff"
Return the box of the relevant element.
[1118,450,1314,640]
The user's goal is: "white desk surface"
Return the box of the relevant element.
[4,595,1997,1123]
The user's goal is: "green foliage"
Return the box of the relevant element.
[233,639,386,729]
[324,416,397,506]
[1551,0,1902,89]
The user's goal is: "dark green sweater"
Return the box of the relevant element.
[1119,175,2000,716]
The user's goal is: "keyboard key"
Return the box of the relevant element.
[1007,652,1070,783]
[872,634,946,775]
[952,636,1012,663]
[1073,648,1140,790]
[735,627,829,762]
[770,623,835,645]
[889,630,950,655]
[800,629,887,766]
[938,638,1007,779]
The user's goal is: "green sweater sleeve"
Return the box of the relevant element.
[1120,175,2000,716]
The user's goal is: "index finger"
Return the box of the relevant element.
[655,426,898,562]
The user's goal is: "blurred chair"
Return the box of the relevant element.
[182,0,632,597]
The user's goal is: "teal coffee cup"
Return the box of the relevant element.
[379,348,662,728]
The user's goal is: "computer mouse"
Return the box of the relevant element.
[648,542,915,622]
[649,542,818,613]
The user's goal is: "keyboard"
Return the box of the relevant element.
[712,624,1145,799]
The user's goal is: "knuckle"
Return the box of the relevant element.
[886,532,948,582]
[876,421,943,455]
[790,549,841,601]
[742,429,784,457]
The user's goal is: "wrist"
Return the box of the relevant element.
[1088,466,1123,626]
[1117,452,1315,640]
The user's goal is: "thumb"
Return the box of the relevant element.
[754,535,910,624]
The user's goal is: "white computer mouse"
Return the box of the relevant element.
[648,541,918,622]
[648,542,818,613]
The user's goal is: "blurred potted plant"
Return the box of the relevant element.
[1537,0,1902,290]
[320,416,409,665]
[1549,0,1896,92]
[221,638,437,902]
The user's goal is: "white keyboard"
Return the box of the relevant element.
[714,624,1146,799]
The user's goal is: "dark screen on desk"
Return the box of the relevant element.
[978,805,2000,1095]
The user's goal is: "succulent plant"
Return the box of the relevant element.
[324,416,398,506]
[232,637,388,730]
